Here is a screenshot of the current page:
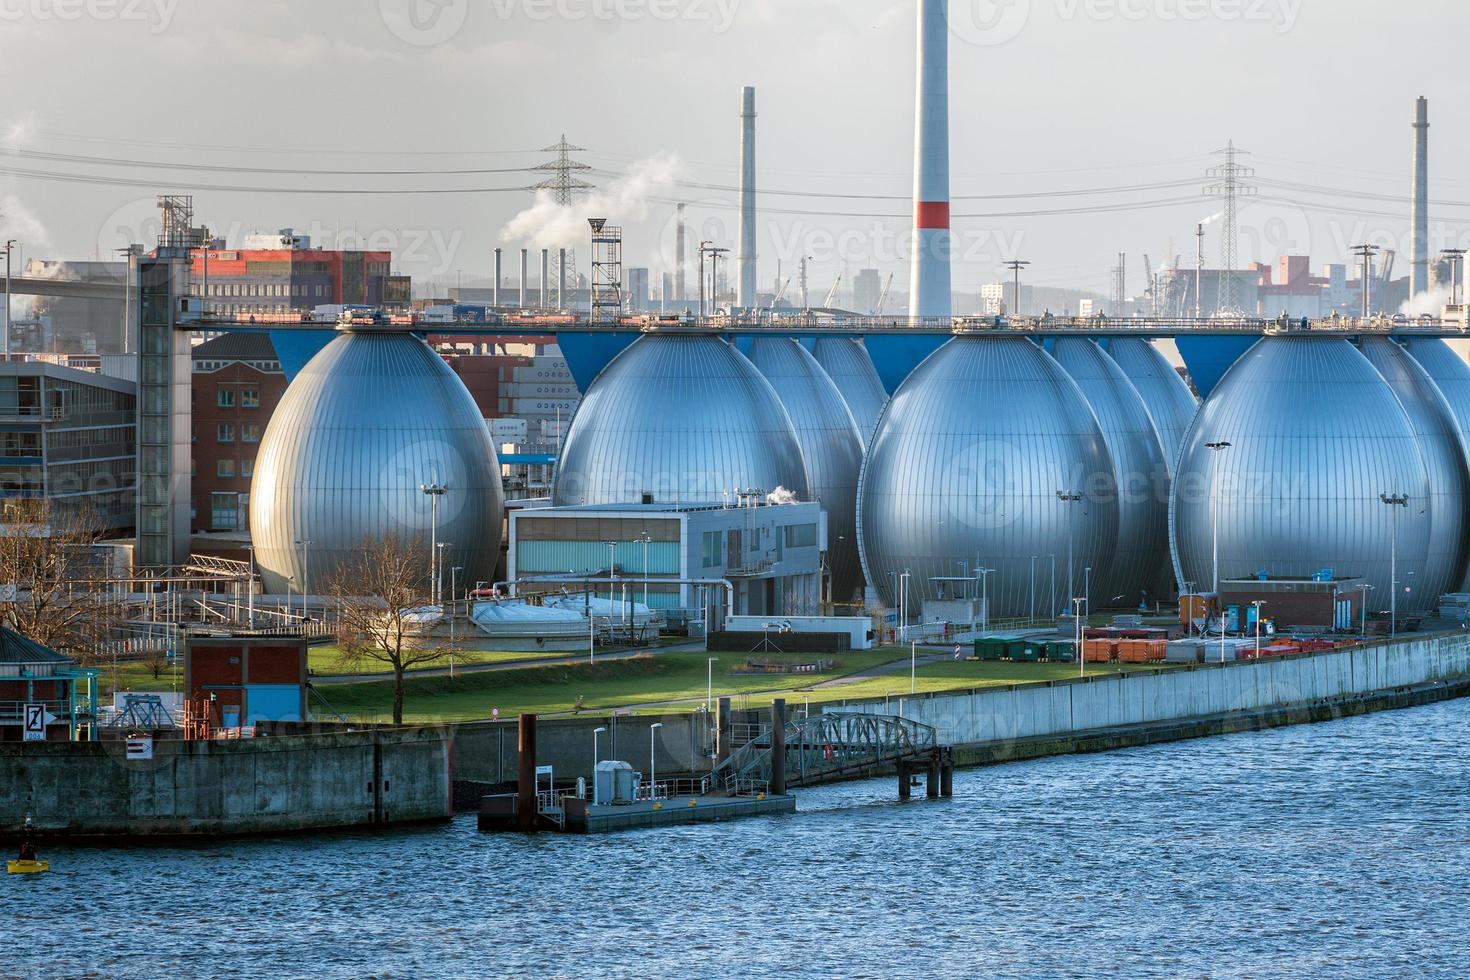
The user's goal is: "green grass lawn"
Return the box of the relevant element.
[305,645,568,677]
[315,646,1176,723]
[318,649,907,723]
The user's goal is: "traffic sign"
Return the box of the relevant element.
[126,735,154,761]
[22,703,46,741]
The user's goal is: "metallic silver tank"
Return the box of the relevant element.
[1359,338,1470,602]
[811,337,888,447]
[1104,337,1199,475]
[552,333,810,507]
[1403,338,1470,590]
[249,328,505,596]
[748,338,866,600]
[1171,337,1430,606]
[858,335,1119,618]
[1052,338,1169,607]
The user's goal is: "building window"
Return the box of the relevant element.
[241,459,253,479]
[241,389,260,408]
[217,459,234,478]
[217,423,235,443]
[217,388,235,409]
[211,492,238,531]
[241,424,261,443]
[783,524,817,549]
[701,531,722,568]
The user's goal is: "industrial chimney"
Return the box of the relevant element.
[909,0,952,320]
[1412,96,1430,299]
[493,247,502,307]
[738,86,758,310]
[675,203,687,302]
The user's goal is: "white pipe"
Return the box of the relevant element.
[909,0,952,320]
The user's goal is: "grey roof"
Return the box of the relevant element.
[191,333,279,361]
[0,628,71,666]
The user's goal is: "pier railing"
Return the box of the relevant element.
[710,712,940,793]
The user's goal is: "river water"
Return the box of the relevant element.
[7,700,1470,979]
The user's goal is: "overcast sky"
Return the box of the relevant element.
[0,0,1465,305]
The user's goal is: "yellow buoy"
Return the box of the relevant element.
[7,860,49,875]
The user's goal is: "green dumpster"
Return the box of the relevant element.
[975,638,1007,661]
[1047,640,1077,663]
[1010,640,1042,663]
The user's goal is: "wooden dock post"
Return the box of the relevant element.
[715,696,733,763]
[770,699,786,796]
[897,760,912,801]
[516,713,538,832]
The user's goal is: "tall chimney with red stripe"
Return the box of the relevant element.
[909,0,952,320]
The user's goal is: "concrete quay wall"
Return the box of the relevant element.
[1,728,452,838]
[830,632,1470,750]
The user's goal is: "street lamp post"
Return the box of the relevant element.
[978,568,995,633]
[1057,491,1082,613]
[639,530,651,610]
[420,483,447,603]
[1252,600,1266,658]
[294,538,313,620]
[899,569,911,644]
[1358,583,1373,637]
[1381,492,1408,638]
[649,722,664,800]
[1205,441,1233,596]
[436,542,450,612]
[1073,597,1086,678]
[450,566,463,679]
[707,657,719,712]
[244,544,256,630]
[593,726,607,770]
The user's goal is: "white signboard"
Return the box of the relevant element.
[126,735,154,761]
[22,703,46,741]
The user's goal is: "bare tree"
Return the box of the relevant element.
[139,644,170,681]
[0,500,126,657]
[325,533,445,725]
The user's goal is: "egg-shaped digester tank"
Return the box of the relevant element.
[748,337,866,600]
[1358,338,1470,603]
[811,337,889,447]
[249,327,505,596]
[858,335,1119,618]
[1402,337,1470,590]
[1052,338,1169,607]
[1171,336,1430,604]
[552,333,810,507]
[1104,337,1199,475]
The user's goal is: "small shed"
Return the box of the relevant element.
[0,628,98,742]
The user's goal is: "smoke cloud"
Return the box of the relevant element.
[500,153,685,250]
[1199,212,1224,227]
[1400,286,1452,318]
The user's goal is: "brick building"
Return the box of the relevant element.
[188,229,410,317]
[184,634,308,729]
[191,333,287,532]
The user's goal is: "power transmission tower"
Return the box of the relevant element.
[588,219,623,324]
[1204,141,1257,315]
[533,136,595,305]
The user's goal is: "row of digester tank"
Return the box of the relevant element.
[551,331,1470,619]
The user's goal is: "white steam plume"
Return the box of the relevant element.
[501,153,685,250]
[1401,285,1452,318]
[1199,212,1224,227]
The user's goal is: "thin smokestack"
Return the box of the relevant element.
[909,0,952,320]
[493,247,502,307]
[676,203,687,302]
[558,248,567,309]
[541,248,550,308]
[1412,96,1430,298]
[738,86,758,309]
[520,248,529,309]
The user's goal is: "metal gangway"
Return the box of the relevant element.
[709,712,942,794]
